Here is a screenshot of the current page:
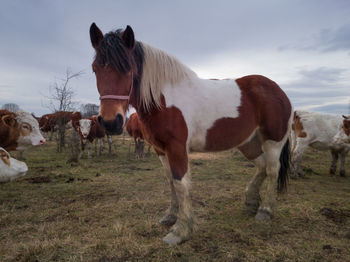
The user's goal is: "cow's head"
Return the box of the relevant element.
[333,115,350,145]
[16,111,46,151]
[0,147,28,182]
[78,119,93,141]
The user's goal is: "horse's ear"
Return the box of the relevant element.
[90,23,104,49]
[122,25,135,50]
[343,115,349,120]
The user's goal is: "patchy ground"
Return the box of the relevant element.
[0,136,350,261]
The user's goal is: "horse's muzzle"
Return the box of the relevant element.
[98,114,124,135]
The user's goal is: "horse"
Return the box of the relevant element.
[89,23,293,245]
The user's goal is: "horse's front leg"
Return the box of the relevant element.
[162,144,193,245]
[158,155,179,227]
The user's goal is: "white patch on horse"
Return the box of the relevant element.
[163,78,241,151]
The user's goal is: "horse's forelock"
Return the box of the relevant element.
[95,30,135,73]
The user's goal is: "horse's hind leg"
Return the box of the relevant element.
[238,134,266,215]
[158,155,179,226]
[255,139,285,220]
[245,155,266,214]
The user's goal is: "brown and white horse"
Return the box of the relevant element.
[89,23,293,245]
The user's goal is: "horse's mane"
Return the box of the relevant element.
[140,43,196,111]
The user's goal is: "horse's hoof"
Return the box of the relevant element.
[340,171,346,177]
[163,232,183,245]
[159,214,177,227]
[255,209,272,221]
[245,202,259,215]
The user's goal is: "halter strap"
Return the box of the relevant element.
[99,73,133,101]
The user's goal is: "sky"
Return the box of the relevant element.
[0,0,349,116]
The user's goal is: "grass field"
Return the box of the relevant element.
[1,135,350,262]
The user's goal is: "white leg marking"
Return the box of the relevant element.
[158,155,179,226]
[163,170,193,245]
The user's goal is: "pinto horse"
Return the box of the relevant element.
[89,23,292,245]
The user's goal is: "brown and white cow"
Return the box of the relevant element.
[334,115,350,145]
[291,110,350,178]
[75,116,111,158]
[0,110,45,152]
[39,111,82,140]
[0,147,28,182]
[126,112,151,158]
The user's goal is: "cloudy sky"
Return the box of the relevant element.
[1,0,349,115]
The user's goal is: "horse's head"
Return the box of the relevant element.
[90,23,136,135]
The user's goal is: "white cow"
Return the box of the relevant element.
[291,110,350,178]
[334,115,350,145]
[15,111,46,151]
[0,147,28,182]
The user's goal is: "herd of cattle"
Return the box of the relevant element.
[0,108,350,184]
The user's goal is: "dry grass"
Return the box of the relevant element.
[0,136,350,261]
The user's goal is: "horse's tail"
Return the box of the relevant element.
[277,139,290,193]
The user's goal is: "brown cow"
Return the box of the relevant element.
[126,113,151,159]
[0,110,45,152]
[75,116,110,158]
[39,111,82,139]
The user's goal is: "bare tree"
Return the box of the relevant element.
[2,103,20,112]
[46,68,83,152]
[47,69,83,112]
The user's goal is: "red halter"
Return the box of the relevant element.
[99,73,133,102]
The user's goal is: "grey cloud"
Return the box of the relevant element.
[283,66,350,114]
[316,24,350,53]
[279,23,350,54]
[311,103,350,114]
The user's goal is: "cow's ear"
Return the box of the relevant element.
[122,25,135,50]
[1,115,17,128]
[90,23,104,49]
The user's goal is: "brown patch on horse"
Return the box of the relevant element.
[0,149,10,166]
[205,75,291,151]
[138,100,188,180]
[238,132,264,160]
[292,112,307,138]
